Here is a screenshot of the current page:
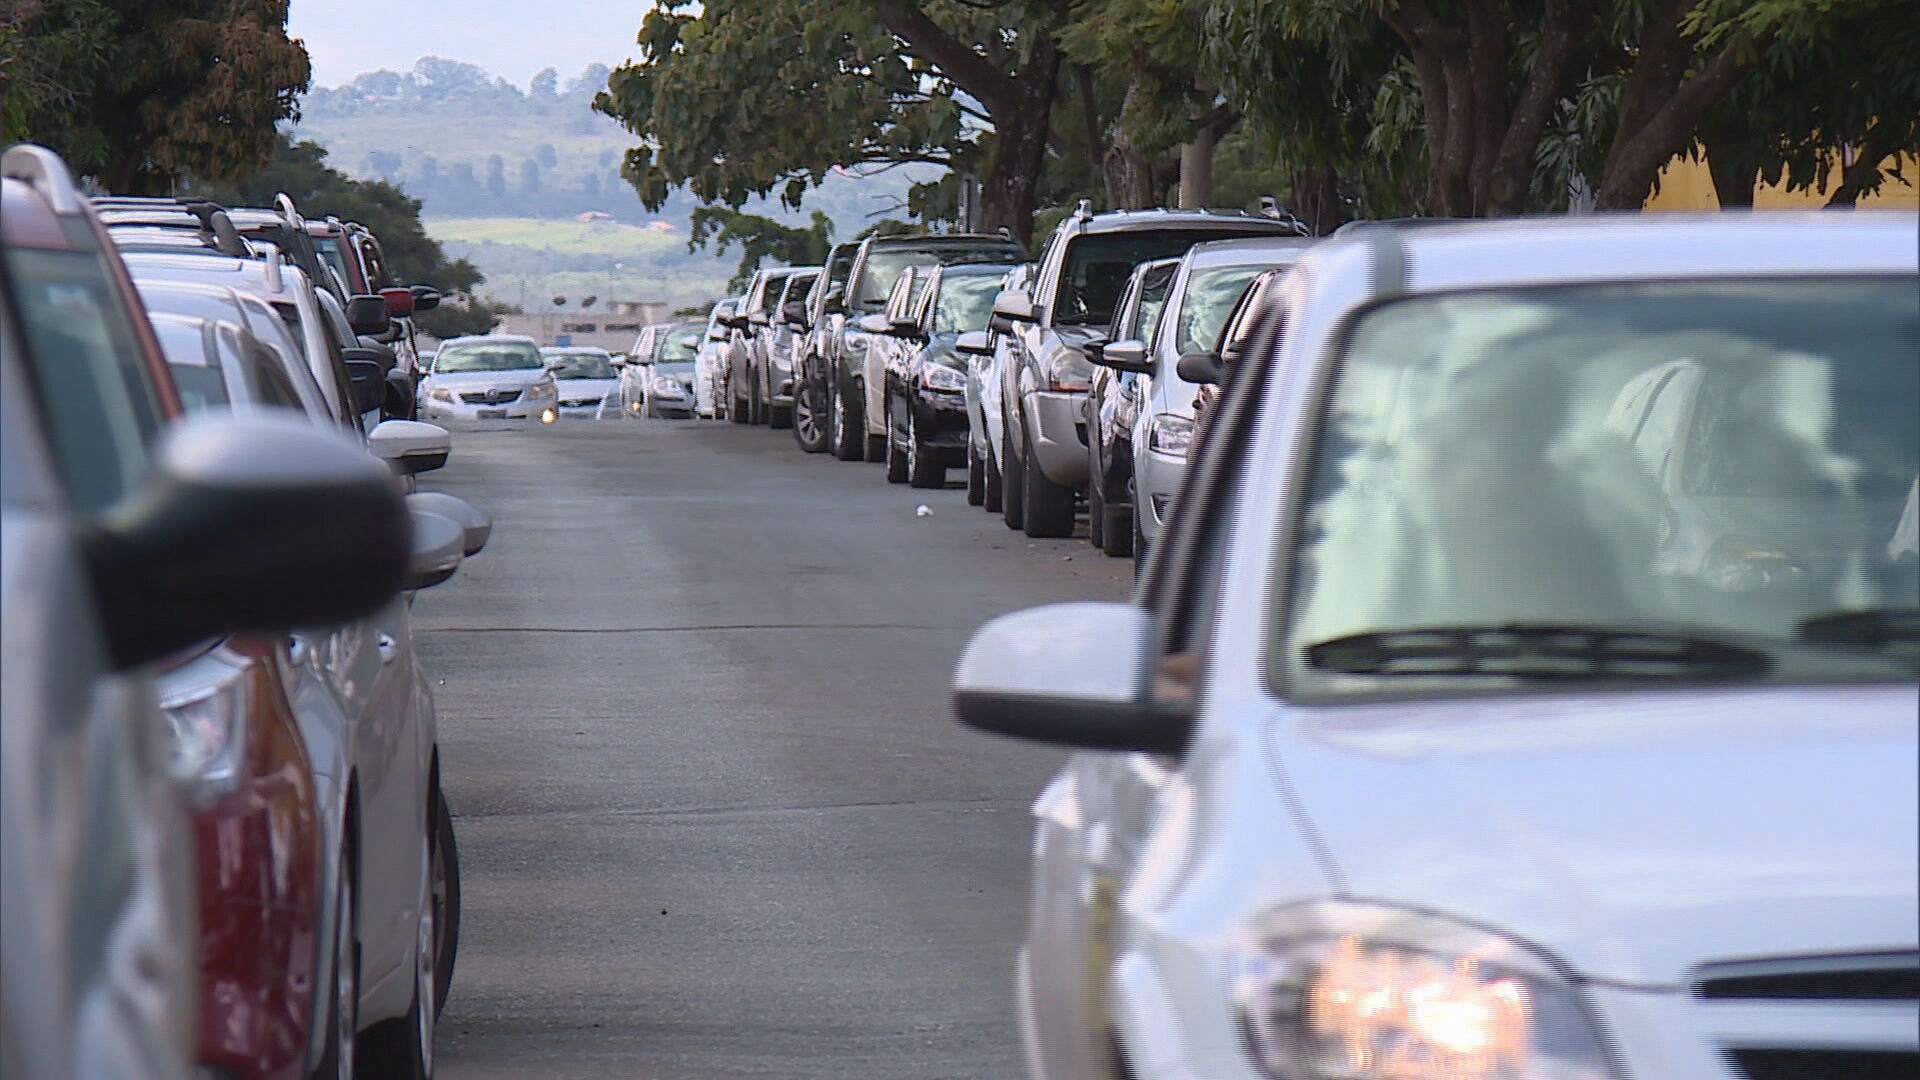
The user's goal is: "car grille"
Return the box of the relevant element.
[1697,953,1920,1001]
[1727,1049,1919,1080]
[460,389,523,405]
[562,398,601,408]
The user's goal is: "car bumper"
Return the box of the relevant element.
[1134,446,1186,546]
[912,389,970,463]
[558,401,609,417]
[1024,390,1089,487]
[423,396,553,420]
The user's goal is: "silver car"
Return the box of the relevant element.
[695,298,739,419]
[421,334,561,421]
[960,263,1033,514]
[759,267,819,429]
[540,345,621,418]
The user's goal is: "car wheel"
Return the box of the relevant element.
[1000,405,1026,531]
[356,829,434,1080]
[983,442,1003,513]
[312,846,357,1080]
[430,786,460,1019]
[1087,443,1107,551]
[1131,478,1148,579]
[793,380,827,453]
[966,441,986,506]
[1099,492,1134,559]
[731,381,751,424]
[884,397,910,484]
[831,377,865,461]
[907,411,944,489]
[1021,424,1076,538]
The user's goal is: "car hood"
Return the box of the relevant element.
[556,377,617,401]
[424,369,546,391]
[1272,684,1918,985]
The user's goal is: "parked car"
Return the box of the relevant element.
[616,321,702,418]
[540,345,622,417]
[759,267,820,429]
[421,334,560,421]
[954,213,1920,1080]
[1184,264,1292,460]
[695,298,739,419]
[725,265,814,426]
[960,263,1034,512]
[1124,236,1311,563]
[791,242,860,453]
[993,205,1311,537]
[875,261,1019,488]
[131,277,336,421]
[2,144,411,1080]
[1081,257,1178,557]
[827,232,1027,463]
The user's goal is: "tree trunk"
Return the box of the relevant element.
[1826,124,1899,207]
[1704,149,1755,208]
[1104,129,1155,210]
[1290,165,1346,235]
[1594,40,1760,210]
[1177,128,1216,208]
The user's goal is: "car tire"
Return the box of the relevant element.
[793,379,828,453]
[731,383,751,424]
[430,786,460,1019]
[864,429,886,463]
[1099,494,1134,559]
[1000,406,1025,531]
[356,827,435,1080]
[312,845,357,1080]
[907,411,944,489]
[983,444,1003,513]
[1131,480,1148,579]
[1087,445,1107,551]
[830,377,865,461]
[966,442,986,506]
[884,397,910,484]
[1021,425,1076,538]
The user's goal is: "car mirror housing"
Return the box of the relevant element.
[382,369,415,420]
[369,419,451,475]
[1176,350,1225,386]
[342,356,387,415]
[952,602,1191,755]
[890,314,922,336]
[404,508,465,590]
[855,313,893,335]
[1095,339,1152,374]
[748,310,770,327]
[955,330,992,356]
[379,286,416,317]
[707,326,729,342]
[345,294,391,336]
[408,284,442,311]
[991,288,1036,326]
[83,414,409,670]
[406,491,491,556]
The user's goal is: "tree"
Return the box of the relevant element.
[4,0,310,193]
[486,154,508,200]
[687,207,835,289]
[595,0,1072,242]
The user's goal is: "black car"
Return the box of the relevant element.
[878,261,1020,488]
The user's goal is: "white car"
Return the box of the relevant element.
[695,298,740,419]
[421,334,559,420]
[954,214,1920,1080]
[540,345,621,417]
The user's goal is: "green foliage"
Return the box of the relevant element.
[4,0,310,193]
[688,207,835,289]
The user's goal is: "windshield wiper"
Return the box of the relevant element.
[1797,608,1920,648]
[1304,624,1772,680]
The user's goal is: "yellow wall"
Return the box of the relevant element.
[1645,153,1920,210]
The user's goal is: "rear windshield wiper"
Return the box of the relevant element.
[1797,608,1920,648]
[1304,624,1772,680]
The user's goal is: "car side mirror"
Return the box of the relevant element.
[82,414,409,670]
[369,419,450,475]
[382,369,415,419]
[955,330,992,356]
[407,490,490,556]
[405,508,465,590]
[952,602,1191,755]
[408,285,441,312]
[1175,350,1225,386]
[611,355,628,367]
[1094,339,1152,374]
[890,314,922,336]
[707,326,728,342]
[855,313,893,335]
[343,357,386,415]
[379,287,416,317]
[345,294,391,336]
[991,288,1036,327]
[749,311,770,327]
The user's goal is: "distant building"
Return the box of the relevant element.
[495,299,671,353]
[575,210,615,223]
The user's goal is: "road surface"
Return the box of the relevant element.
[412,417,1129,1079]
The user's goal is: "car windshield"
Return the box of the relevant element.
[933,272,1008,334]
[436,341,542,372]
[1172,266,1263,356]
[659,329,702,361]
[1056,229,1277,325]
[857,245,1019,309]
[1287,277,1920,679]
[544,351,616,379]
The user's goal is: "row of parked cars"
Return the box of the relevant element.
[2,144,484,1079]
[690,204,1920,1077]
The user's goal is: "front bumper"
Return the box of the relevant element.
[1134,446,1186,546]
[424,393,554,420]
[910,389,971,465]
[1023,390,1089,487]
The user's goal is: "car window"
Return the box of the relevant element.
[437,341,542,372]
[1173,267,1263,357]
[1283,277,1920,690]
[1056,230,1262,327]
[3,247,167,513]
[545,351,616,379]
[1129,262,1178,342]
[932,273,1004,334]
[246,336,304,409]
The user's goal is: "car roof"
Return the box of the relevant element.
[442,334,537,346]
[1184,235,1317,269]
[0,177,76,249]
[540,345,611,354]
[939,261,1022,277]
[864,233,1023,249]
[1074,208,1309,236]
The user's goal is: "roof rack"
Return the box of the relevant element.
[273,192,306,231]
[2,144,84,215]
[251,241,287,294]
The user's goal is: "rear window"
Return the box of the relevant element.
[1057,229,1290,326]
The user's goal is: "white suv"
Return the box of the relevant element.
[955,214,1920,1080]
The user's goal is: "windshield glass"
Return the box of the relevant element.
[313,235,354,290]
[659,327,702,361]
[856,245,1019,309]
[436,341,542,372]
[1173,266,1263,356]
[933,272,1008,334]
[1056,229,1278,326]
[544,350,616,379]
[1287,278,1920,677]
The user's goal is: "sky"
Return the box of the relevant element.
[289,0,650,90]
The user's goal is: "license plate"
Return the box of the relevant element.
[477,408,507,419]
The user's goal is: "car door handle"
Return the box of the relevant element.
[377,633,399,665]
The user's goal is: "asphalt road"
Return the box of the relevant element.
[411,416,1131,1079]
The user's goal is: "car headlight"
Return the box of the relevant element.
[160,663,250,802]
[1148,413,1194,455]
[427,387,453,403]
[527,378,556,400]
[843,331,872,352]
[652,376,683,395]
[1046,347,1094,392]
[921,364,967,392]
[1233,903,1619,1080]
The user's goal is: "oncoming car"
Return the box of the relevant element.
[540,345,620,418]
[422,334,559,421]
